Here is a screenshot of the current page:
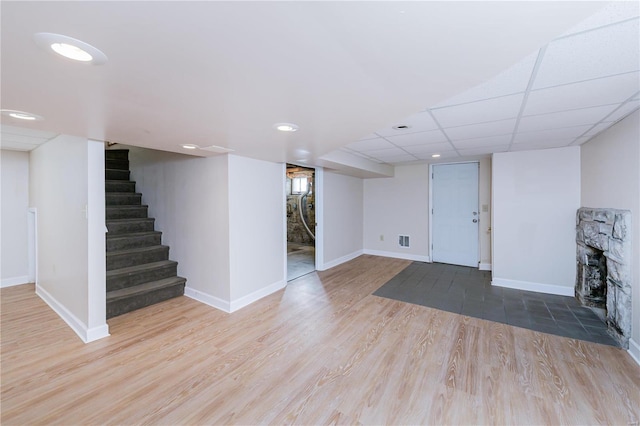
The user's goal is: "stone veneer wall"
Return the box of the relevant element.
[576,207,632,348]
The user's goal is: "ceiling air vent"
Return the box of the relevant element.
[398,235,410,248]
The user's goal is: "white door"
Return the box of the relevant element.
[431,162,479,267]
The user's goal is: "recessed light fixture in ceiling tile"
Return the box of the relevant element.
[181,144,199,150]
[431,154,441,158]
[392,125,411,130]
[33,33,108,65]
[274,123,299,132]
[1,109,44,121]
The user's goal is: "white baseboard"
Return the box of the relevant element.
[363,249,430,263]
[230,279,287,312]
[491,278,574,296]
[479,263,492,271]
[317,249,363,271]
[36,285,109,343]
[184,286,231,313]
[185,279,287,314]
[1,275,30,288]
[628,338,640,367]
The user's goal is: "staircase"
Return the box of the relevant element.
[105,149,186,318]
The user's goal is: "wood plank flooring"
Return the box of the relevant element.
[1,255,639,425]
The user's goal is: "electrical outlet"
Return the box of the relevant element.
[379,234,384,241]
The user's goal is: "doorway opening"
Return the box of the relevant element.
[286,164,315,281]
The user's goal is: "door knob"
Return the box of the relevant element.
[473,219,478,223]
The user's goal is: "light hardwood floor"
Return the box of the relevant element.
[1,255,639,425]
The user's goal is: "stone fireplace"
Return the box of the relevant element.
[576,208,632,348]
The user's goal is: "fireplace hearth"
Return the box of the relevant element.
[576,208,632,348]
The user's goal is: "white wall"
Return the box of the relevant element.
[127,148,286,312]
[581,110,640,360]
[492,146,581,295]
[1,150,30,287]
[364,164,430,262]
[319,171,364,270]
[127,148,232,304]
[30,136,108,342]
[228,155,285,307]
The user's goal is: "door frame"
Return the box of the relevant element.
[428,161,480,267]
[282,163,322,282]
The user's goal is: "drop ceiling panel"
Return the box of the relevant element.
[374,111,440,136]
[431,93,523,128]
[560,3,640,36]
[581,122,616,138]
[511,139,575,151]
[384,129,448,147]
[444,119,516,141]
[518,104,619,132]
[360,146,408,157]
[402,142,453,155]
[605,100,640,123]
[435,52,537,107]
[458,145,509,156]
[345,137,395,151]
[524,72,640,115]
[514,124,592,144]
[0,141,39,151]
[533,19,640,89]
[451,134,512,149]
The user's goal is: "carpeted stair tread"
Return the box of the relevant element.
[107,260,177,278]
[106,245,169,257]
[107,276,186,302]
[106,230,161,240]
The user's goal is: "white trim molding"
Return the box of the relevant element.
[230,279,286,312]
[36,285,110,343]
[1,275,30,288]
[628,338,640,367]
[184,286,231,313]
[491,277,574,296]
[317,249,363,271]
[186,279,287,314]
[363,249,430,263]
[479,263,492,271]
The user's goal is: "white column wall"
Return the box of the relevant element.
[29,135,108,342]
[318,171,364,270]
[580,110,640,362]
[492,146,581,295]
[1,150,30,287]
[228,155,286,309]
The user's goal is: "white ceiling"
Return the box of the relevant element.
[343,2,640,165]
[1,1,635,173]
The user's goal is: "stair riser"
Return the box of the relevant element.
[107,233,162,251]
[106,169,130,180]
[106,194,142,206]
[107,283,185,318]
[106,206,148,219]
[107,220,155,234]
[107,247,169,270]
[105,150,129,161]
[106,181,136,193]
[107,264,178,291]
[105,159,129,170]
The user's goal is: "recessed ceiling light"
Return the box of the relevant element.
[432,154,441,158]
[33,33,108,65]
[1,109,43,121]
[181,144,199,150]
[274,123,299,132]
[392,125,411,130]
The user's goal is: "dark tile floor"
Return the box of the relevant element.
[373,262,619,347]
